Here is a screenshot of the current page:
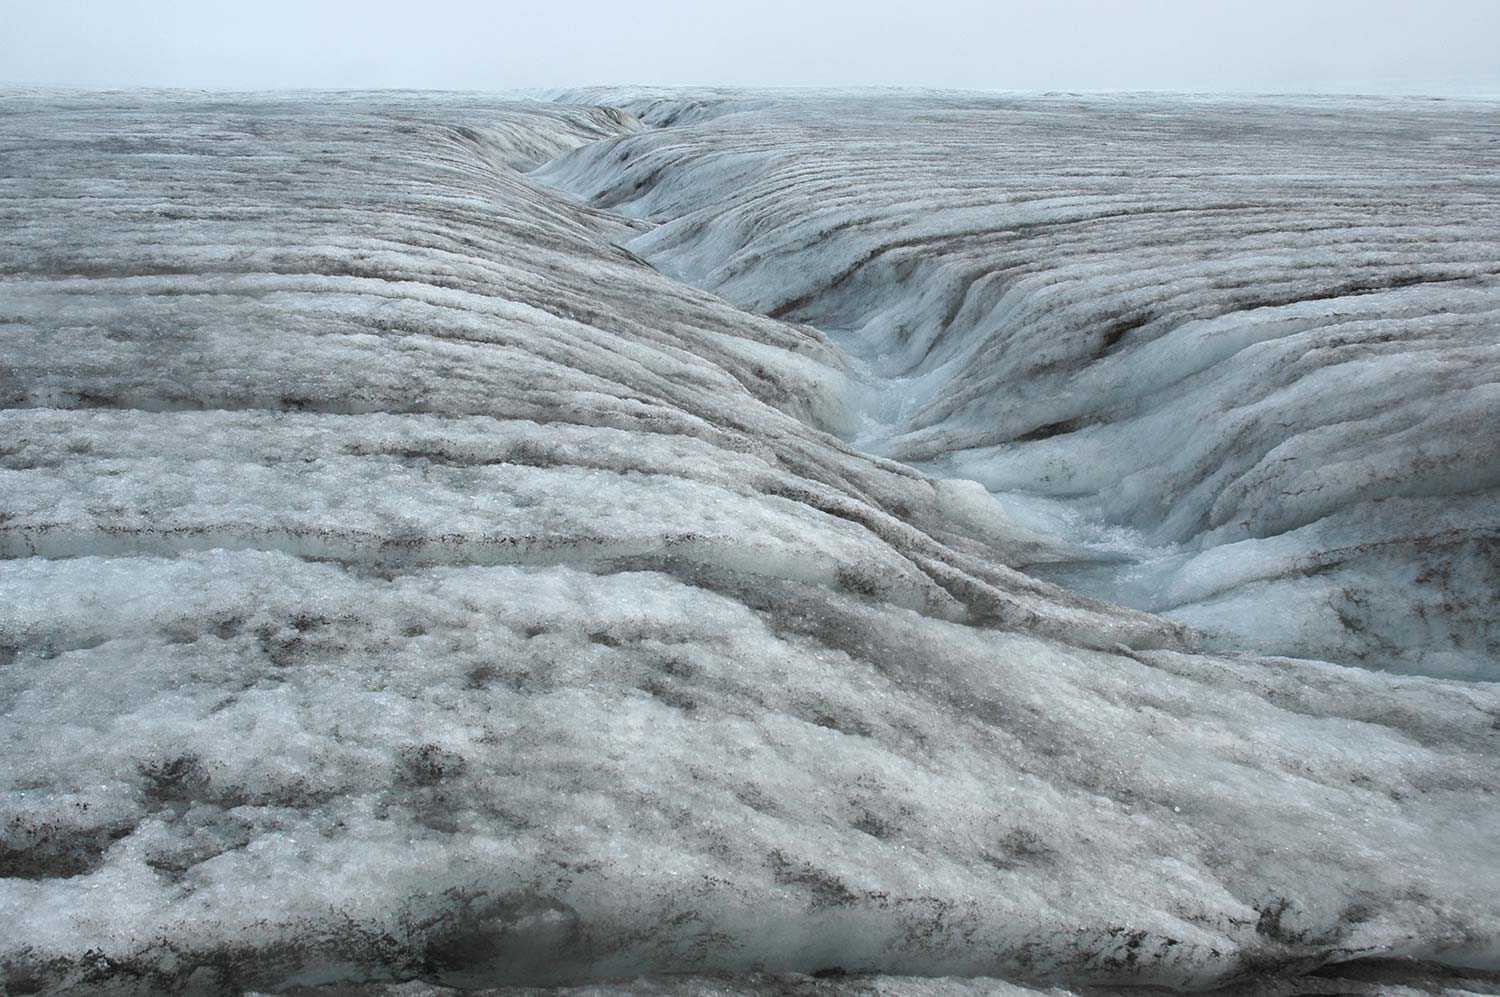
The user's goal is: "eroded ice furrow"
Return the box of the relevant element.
[2,90,1499,996]
[538,88,1500,679]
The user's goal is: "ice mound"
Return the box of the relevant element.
[539,89,1500,679]
[1,90,1498,995]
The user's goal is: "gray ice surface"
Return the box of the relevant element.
[539,88,1500,679]
[1,89,1497,996]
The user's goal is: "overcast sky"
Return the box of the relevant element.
[4,0,1499,95]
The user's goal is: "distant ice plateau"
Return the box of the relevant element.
[0,88,1497,996]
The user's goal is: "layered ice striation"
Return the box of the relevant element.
[539,88,1500,679]
[1,89,1498,995]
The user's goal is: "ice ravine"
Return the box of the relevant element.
[1,88,1498,996]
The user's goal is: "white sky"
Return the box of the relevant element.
[3,0,1499,94]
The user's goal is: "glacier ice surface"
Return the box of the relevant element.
[0,88,1498,995]
[538,88,1500,680]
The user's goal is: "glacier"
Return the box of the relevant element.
[536,88,1500,681]
[0,88,1498,996]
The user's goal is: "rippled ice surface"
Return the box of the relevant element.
[541,88,1500,680]
[1,88,1498,996]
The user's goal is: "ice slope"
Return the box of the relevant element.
[538,89,1500,679]
[0,90,1498,995]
